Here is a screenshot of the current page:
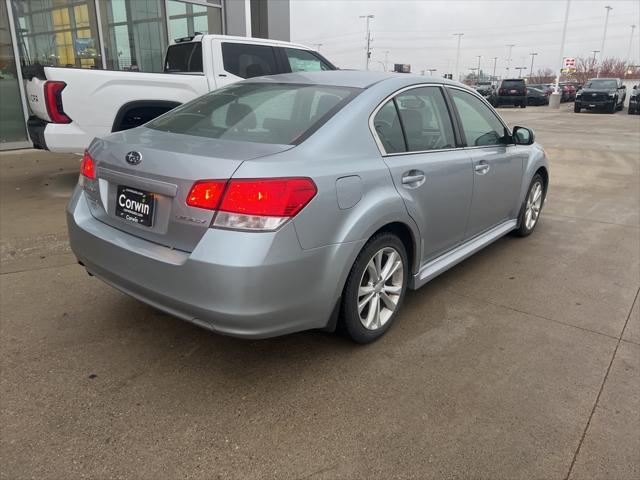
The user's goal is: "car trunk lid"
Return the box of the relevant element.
[84,127,292,252]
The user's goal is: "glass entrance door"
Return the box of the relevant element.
[0,0,29,149]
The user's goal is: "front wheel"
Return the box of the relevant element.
[340,233,408,343]
[574,104,581,113]
[514,174,545,237]
[608,100,616,113]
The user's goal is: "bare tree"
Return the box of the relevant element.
[529,68,555,84]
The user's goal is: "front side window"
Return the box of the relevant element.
[449,89,508,147]
[221,43,278,78]
[372,100,406,154]
[395,87,455,151]
[284,48,332,72]
[147,83,359,145]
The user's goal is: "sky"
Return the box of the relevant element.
[290,0,640,78]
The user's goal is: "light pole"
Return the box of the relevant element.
[313,43,323,52]
[551,0,571,109]
[598,5,613,77]
[505,44,515,76]
[529,52,538,79]
[427,68,437,76]
[453,33,464,81]
[383,50,390,72]
[515,67,527,78]
[626,25,637,68]
[476,55,482,82]
[591,49,600,73]
[359,15,374,71]
[491,56,498,81]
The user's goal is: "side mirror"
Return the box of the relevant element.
[513,126,535,145]
[621,85,626,89]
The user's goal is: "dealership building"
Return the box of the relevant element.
[0,0,290,150]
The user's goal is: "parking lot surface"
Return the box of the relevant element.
[1,104,639,479]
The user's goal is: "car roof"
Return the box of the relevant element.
[245,70,461,89]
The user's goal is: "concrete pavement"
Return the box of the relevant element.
[1,104,638,479]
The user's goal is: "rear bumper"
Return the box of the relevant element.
[27,116,48,150]
[496,95,525,104]
[67,187,362,339]
[28,118,97,153]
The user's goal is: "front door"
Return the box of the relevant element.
[373,86,473,263]
[447,88,523,238]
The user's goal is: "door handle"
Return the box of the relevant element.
[474,161,491,175]
[401,172,426,186]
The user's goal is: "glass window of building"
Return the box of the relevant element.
[98,0,167,72]
[1,0,29,147]
[11,0,102,69]
[167,1,222,41]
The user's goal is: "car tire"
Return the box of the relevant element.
[339,233,408,344]
[520,100,526,108]
[574,104,581,113]
[608,100,616,113]
[629,105,635,114]
[616,101,624,111]
[514,173,545,237]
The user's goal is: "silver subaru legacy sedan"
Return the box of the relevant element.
[67,70,548,343]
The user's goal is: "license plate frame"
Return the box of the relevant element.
[115,185,155,227]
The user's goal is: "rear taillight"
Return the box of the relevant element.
[44,81,71,124]
[187,177,317,231]
[499,88,505,94]
[186,180,226,210]
[80,150,95,180]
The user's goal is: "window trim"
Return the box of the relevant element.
[444,85,514,149]
[368,83,462,157]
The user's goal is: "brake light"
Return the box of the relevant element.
[186,180,226,210]
[499,88,505,94]
[80,150,95,180]
[187,177,317,231]
[44,81,71,124]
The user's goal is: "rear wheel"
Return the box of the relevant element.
[340,233,408,343]
[629,105,636,114]
[514,174,545,237]
[520,100,527,108]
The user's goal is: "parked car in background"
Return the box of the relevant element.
[489,78,527,108]
[559,83,577,101]
[527,86,550,106]
[528,84,553,96]
[67,71,548,343]
[574,78,626,113]
[24,35,335,153]
[628,85,639,114]
[473,81,493,98]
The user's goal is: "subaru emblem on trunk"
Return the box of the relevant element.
[125,151,142,165]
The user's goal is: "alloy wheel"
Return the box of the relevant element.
[525,181,543,230]
[357,247,404,330]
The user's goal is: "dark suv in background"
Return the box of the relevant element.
[575,78,626,113]
[489,79,527,108]
[628,85,639,114]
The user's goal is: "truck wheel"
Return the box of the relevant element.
[574,104,581,113]
[608,100,616,114]
[616,101,624,111]
[520,100,526,108]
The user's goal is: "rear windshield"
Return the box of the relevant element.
[502,80,524,88]
[147,83,360,145]
[584,79,618,89]
[164,42,203,73]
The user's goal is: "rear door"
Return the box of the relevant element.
[374,85,473,262]
[447,87,523,238]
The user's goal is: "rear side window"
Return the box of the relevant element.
[284,48,333,72]
[221,43,278,78]
[449,89,508,147]
[372,100,406,154]
[147,83,360,145]
[164,43,203,73]
[395,87,455,151]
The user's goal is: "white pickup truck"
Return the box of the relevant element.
[24,34,335,153]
